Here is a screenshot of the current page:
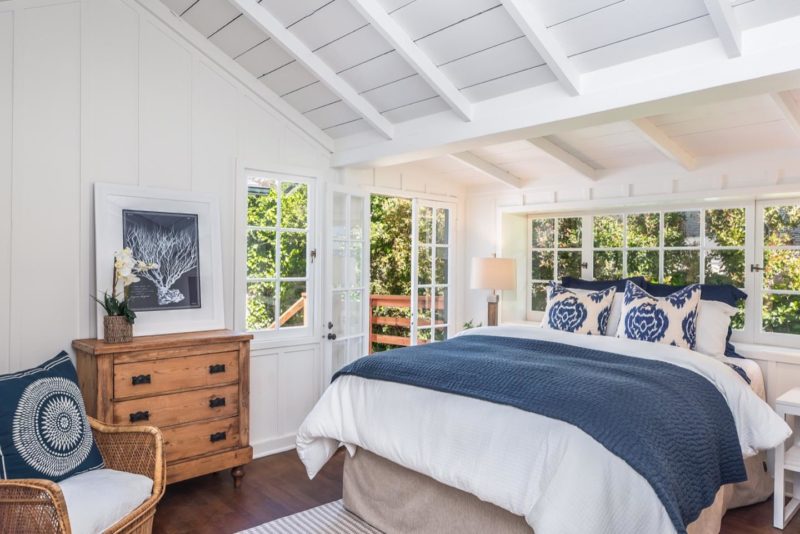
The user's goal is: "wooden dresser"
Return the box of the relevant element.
[73,330,253,487]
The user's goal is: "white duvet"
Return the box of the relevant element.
[296,326,790,534]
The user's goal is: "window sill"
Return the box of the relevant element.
[249,332,321,353]
[734,343,800,365]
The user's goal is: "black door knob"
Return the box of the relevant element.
[327,333,337,340]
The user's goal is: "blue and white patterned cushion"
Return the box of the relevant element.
[0,352,105,482]
[543,282,617,335]
[616,281,702,349]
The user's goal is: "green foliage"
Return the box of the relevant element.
[93,293,137,324]
[762,206,800,333]
[463,319,483,330]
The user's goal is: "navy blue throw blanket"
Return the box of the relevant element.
[333,335,746,533]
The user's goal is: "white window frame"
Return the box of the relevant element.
[238,170,317,341]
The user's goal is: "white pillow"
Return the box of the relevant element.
[542,282,617,335]
[695,300,738,357]
[567,288,625,337]
[616,281,702,349]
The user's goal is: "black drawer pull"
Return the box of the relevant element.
[209,364,226,374]
[131,374,151,386]
[209,397,226,409]
[210,431,227,443]
[129,410,150,423]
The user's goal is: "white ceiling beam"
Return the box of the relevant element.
[772,91,800,138]
[346,0,472,121]
[526,137,597,179]
[229,0,394,139]
[631,118,696,170]
[500,0,581,96]
[703,0,742,58]
[449,152,523,189]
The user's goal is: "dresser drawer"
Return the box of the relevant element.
[114,351,239,399]
[112,384,239,427]
[162,416,241,462]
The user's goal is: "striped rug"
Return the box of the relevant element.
[237,500,381,533]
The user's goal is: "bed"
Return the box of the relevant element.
[297,325,790,534]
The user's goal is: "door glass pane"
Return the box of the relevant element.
[417,288,432,327]
[349,337,364,363]
[247,230,276,278]
[350,195,364,240]
[435,246,448,284]
[531,282,548,312]
[627,213,659,247]
[558,217,582,248]
[419,206,433,244]
[706,208,745,246]
[764,205,800,246]
[417,328,432,345]
[279,282,306,328]
[594,250,622,280]
[557,251,581,278]
[664,211,700,246]
[627,250,659,280]
[247,282,275,331]
[332,241,346,289]
[705,250,744,286]
[531,251,554,280]
[763,294,800,334]
[279,232,306,278]
[349,243,362,289]
[281,182,307,229]
[332,291,346,336]
[434,328,447,342]
[332,192,347,240]
[348,290,363,336]
[247,179,277,227]
[764,250,800,290]
[418,246,432,284]
[594,215,623,248]
[436,209,449,244]
[663,250,700,284]
[332,340,348,373]
[531,218,554,248]
[435,287,448,325]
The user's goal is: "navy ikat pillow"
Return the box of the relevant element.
[616,281,702,349]
[0,352,105,482]
[543,282,617,335]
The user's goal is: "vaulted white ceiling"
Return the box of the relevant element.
[161,0,800,188]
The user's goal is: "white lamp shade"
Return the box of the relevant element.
[470,257,516,290]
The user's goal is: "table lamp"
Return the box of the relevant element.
[470,257,516,326]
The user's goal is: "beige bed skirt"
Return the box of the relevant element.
[342,447,772,534]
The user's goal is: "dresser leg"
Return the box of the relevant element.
[231,465,245,488]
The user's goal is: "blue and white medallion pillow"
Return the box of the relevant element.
[542,282,617,335]
[0,352,105,482]
[616,281,702,349]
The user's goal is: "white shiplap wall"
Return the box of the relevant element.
[0,0,332,457]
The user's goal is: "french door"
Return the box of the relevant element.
[324,186,369,377]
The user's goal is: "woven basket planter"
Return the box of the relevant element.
[104,315,133,344]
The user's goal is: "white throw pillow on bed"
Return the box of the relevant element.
[616,281,702,349]
[567,288,625,337]
[695,300,739,357]
[542,282,617,335]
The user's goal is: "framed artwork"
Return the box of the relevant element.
[94,184,225,337]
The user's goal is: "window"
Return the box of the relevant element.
[529,217,583,311]
[759,203,800,336]
[246,175,312,333]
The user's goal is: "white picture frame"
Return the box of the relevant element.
[94,183,225,338]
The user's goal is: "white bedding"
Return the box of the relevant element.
[297,326,790,534]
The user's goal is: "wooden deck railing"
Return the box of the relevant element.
[369,294,445,353]
[270,292,307,329]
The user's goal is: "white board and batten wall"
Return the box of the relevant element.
[0,0,333,457]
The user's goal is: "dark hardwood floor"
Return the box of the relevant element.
[154,450,800,534]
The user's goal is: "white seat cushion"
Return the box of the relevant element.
[60,468,153,534]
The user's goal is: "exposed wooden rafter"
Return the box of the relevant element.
[631,118,696,170]
[228,0,394,139]
[346,0,472,121]
[449,152,523,189]
[527,137,597,180]
[703,0,742,58]
[500,0,581,96]
[772,91,800,138]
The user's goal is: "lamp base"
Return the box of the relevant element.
[486,294,499,326]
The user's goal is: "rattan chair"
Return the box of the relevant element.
[0,417,165,534]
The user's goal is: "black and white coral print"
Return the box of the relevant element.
[123,209,201,311]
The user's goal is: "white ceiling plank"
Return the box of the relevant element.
[631,117,696,170]
[449,152,523,188]
[704,0,742,57]
[772,91,800,138]
[500,0,581,96]
[229,0,394,139]
[526,137,597,179]
[346,0,473,121]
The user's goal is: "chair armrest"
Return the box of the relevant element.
[0,478,71,533]
[89,417,166,500]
